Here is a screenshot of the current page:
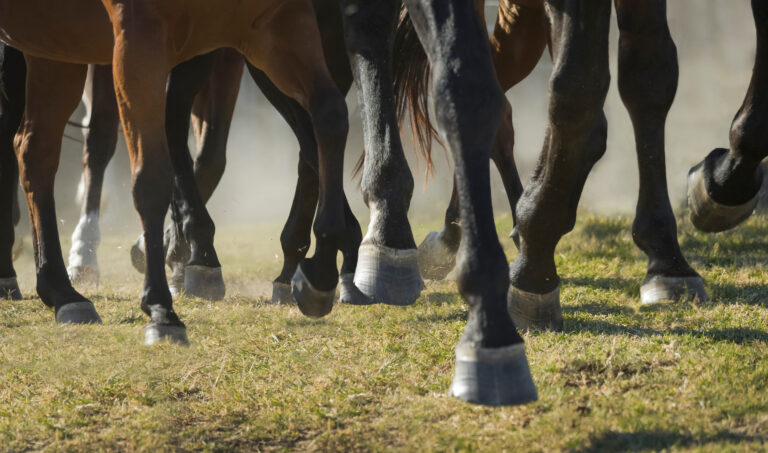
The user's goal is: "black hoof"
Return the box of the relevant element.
[339,273,374,305]
[688,161,758,233]
[0,277,22,300]
[507,285,563,332]
[184,265,225,301]
[417,231,456,280]
[67,265,100,287]
[145,322,189,346]
[450,343,538,406]
[271,281,294,305]
[641,275,709,305]
[291,266,334,318]
[55,301,102,325]
[130,235,146,274]
[354,244,423,306]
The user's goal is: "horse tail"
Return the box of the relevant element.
[392,7,442,180]
[352,7,441,181]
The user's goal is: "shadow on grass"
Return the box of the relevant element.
[421,292,462,307]
[571,429,767,453]
[706,282,768,308]
[568,319,768,344]
[562,302,635,317]
[562,276,638,298]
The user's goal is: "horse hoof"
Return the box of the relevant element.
[166,265,185,299]
[145,322,189,346]
[67,265,100,286]
[291,266,334,318]
[509,226,520,249]
[507,285,563,332]
[271,281,294,305]
[641,275,709,305]
[354,244,423,306]
[417,231,456,280]
[339,273,374,305]
[184,265,225,301]
[687,162,758,233]
[55,301,102,325]
[130,235,146,274]
[450,343,538,406]
[0,277,22,300]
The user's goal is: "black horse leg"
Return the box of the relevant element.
[615,0,707,305]
[67,64,120,286]
[0,45,25,300]
[404,0,537,406]
[687,0,768,232]
[508,0,611,331]
[340,0,423,306]
[164,52,225,301]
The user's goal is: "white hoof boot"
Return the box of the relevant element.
[640,275,709,305]
[354,244,422,306]
[184,265,225,301]
[688,163,758,233]
[55,301,102,325]
[339,273,373,305]
[507,285,563,332]
[291,266,335,318]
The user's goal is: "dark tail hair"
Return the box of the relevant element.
[352,7,442,180]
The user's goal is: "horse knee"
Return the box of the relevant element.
[549,67,610,131]
[131,164,172,217]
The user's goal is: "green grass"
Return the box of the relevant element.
[2,211,767,452]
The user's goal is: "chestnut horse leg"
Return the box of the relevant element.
[163,51,226,301]
[418,0,550,279]
[508,0,611,331]
[67,64,119,286]
[340,0,423,306]
[16,56,101,323]
[0,45,25,300]
[244,2,350,317]
[687,0,768,232]
[105,3,186,344]
[404,0,537,406]
[615,0,707,305]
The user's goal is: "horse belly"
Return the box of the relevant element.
[0,0,113,64]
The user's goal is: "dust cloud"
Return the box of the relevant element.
[18,0,755,240]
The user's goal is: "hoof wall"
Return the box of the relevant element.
[354,244,423,306]
[339,273,373,305]
[507,285,563,332]
[56,301,102,325]
[292,267,334,318]
[641,275,709,305]
[130,235,146,274]
[688,162,758,233]
[145,323,189,346]
[272,281,294,305]
[0,277,22,300]
[184,265,225,301]
[450,343,538,406]
[67,265,100,286]
[417,231,456,281]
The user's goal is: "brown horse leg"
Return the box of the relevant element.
[244,1,349,317]
[404,0,536,406]
[106,3,186,344]
[341,0,423,305]
[687,0,768,232]
[0,45,25,300]
[614,0,707,305]
[68,64,119,286]
[16,57,101,323]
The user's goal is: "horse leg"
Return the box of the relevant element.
[162,51,227,301]
[67,64,119,286]
[418,0,548,278]
[614,0,707,304]
[687,0,768,232]
[16,57,100,323]
[508,0,611,331]
[403,0,537,406]
[244,2,350,317]
[0,45,25,300]
[190,48,243,203]
[340,0,423,305]
[105,3,186,344]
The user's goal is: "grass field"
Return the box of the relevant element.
[1,211,767,452]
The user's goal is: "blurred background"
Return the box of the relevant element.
[14,0,756,241]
